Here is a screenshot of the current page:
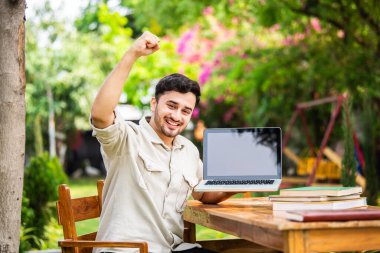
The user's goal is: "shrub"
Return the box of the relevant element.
[21,153,68,250]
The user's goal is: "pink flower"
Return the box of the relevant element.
[228,46,240,55]
[192,107,200,119]
[215,95,225,104]
[186,54,201,63]
[203,6,214,15]
[294,32,305,41]
[214,51,223,65]
[283,33,306,46]
[282,36,293,46]
[223,107,237,122]
[177,30,194,54]
[240,53,248,59]
[310,18,321,32]
[205,39,214,51]
[269,23,280,32]
[199,65,213,85]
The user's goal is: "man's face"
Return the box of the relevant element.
[150,91,196,140]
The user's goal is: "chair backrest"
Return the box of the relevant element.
[56,180,104,253]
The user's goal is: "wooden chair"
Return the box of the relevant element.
[56,180,148,253]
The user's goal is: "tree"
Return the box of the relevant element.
[76,1,380,184]
[0,0,26,252]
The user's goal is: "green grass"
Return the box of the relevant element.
[68,178,101,235]
[69,177,101,198]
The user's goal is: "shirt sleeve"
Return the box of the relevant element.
[89,109,129,158]
[197,159,203,182]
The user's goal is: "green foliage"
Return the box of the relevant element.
[74,1,194,110]
[19,227,44,252]
[341,98,356,187]
[97,3,133,41]
[20,217,64,252]
[21,194,35,229]
[75,1,142,37]
[75,2,102,33]
[24,153,68,207]
[40,218,65,250]
[254,0,286,27]
[20,196,36,252]
[123,0,213,33]
[22,153,68,249]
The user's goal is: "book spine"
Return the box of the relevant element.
[302,212,380,222]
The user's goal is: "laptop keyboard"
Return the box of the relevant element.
[205,180,275,185]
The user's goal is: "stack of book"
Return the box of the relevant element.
[269,186,380,221]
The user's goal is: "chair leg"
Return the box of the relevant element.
[61,247,75,253]
[183,221,196,243]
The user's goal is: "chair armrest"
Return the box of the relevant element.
[59,239,148,253]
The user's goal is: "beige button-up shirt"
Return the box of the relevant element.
[91,111,202,253]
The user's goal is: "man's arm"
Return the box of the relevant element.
[91,31,160,129]
[192,191,239,204]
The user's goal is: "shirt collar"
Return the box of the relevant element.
[139,116,185,150]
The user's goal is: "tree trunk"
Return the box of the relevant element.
[34,115,44,156]
[0,1,26,253]
[47,83,56,157]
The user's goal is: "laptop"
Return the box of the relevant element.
[194,127,282,192]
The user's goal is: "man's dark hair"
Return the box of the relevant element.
[155,73,201,105]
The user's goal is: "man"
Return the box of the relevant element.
[91,31,236,253]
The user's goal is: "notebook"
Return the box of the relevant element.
[194,127,282,192]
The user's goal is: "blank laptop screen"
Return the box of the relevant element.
[203,128,282,180]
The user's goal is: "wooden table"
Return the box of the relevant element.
[183,198,380,253]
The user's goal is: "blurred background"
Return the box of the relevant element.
[22,0,380,251]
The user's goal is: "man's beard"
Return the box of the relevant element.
[154,111,184,138]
